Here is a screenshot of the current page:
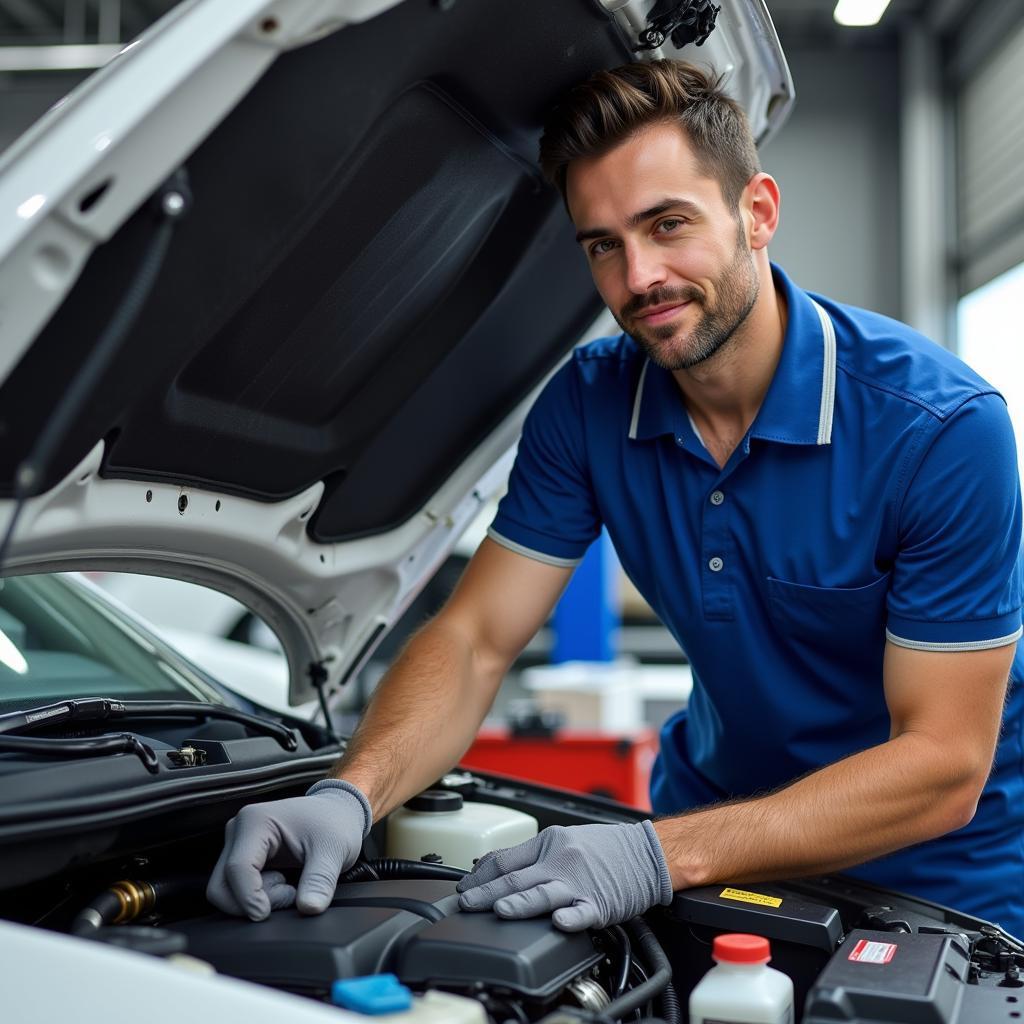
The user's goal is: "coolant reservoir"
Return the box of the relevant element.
[689,934,794,1024]
[386,790,538,870]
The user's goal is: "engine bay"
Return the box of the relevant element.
[12,790,1024,1023]
[38,852,1024,1024]
[3,712,1024,1023]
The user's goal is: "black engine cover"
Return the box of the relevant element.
[804,929,971,1023]
[397,906,602,1001]
[173,878,600,999]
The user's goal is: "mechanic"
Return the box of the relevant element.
[208,60,1024,937]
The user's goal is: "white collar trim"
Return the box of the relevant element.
[626,297,836,446]
[627,358,650,440]
[811,299,836,445]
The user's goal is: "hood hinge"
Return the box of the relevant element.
[635,0,721,51]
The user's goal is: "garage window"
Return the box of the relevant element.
[957,261,1024,476]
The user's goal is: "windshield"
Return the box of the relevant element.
[0,573,225,712]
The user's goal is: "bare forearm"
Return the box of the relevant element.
[655,733,985,890]
[330,618,504,819]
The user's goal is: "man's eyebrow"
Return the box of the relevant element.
[629,197,701,227]
[574,197,702,245]
[575,225,613,245]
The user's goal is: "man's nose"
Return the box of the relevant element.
[623,242,668,295]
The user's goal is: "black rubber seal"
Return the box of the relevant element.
[404,790,463,813]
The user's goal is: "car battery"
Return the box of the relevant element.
[656,884,844,1020]
[459,727,658,809]
[803,929,973,1023]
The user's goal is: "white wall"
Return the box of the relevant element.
[760,44,903,320]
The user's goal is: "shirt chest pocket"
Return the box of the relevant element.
[765,573,891,668]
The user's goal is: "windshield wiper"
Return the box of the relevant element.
[0,733,160,773]
[0,698,298,752]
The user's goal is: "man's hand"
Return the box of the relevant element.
[206,779,372,921]
[456,821,673,931]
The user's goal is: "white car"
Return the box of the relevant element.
[1,2,1013,1023]
[81,500,495,713]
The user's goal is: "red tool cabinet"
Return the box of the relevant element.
[460,727,658,810]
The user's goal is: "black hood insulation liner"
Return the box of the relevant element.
[0,0,623,541]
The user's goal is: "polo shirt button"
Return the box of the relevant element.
[708,556,724,572]
[710,490,725,506]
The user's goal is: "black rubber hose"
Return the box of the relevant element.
[339,861,380,882]
[340,858,468,883]
[71,890,124,936]
[636,918,679,1024]
[148,874,214,916]
[601,918,674,1023]
[656,968,682,1024]
[0,698,297,752]
[609,924,632,998]
[116,700,297,751]
[71,874,209,936]
[0,733,159,773]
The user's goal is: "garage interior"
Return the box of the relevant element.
[1,2,1024,1022]
[0,0,1020,806]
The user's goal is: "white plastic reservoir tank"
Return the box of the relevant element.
[689,933,794,1024]
[386,790,538,870]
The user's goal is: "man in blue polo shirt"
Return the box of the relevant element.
[208,60,1023,937]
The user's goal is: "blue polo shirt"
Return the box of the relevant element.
[489,264,1024,935]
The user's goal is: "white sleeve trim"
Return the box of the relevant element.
[486,527,583,568]
[885,626,1022,652]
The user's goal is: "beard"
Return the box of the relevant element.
[613,234,759,371]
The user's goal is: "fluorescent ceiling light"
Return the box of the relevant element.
[0,44,121,72]
[833,0,892,26]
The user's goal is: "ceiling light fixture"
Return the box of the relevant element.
[0,44,121,72]
[833,0,892,27]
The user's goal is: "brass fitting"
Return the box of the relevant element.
[109,879,156,924]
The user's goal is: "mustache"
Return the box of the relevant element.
[621,285,704,321]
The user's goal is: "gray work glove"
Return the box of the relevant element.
[206,779,372,921]
[456,821,673,931]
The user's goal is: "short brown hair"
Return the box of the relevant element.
[539,60,760,211]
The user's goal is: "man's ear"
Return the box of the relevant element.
[742,173,781,251]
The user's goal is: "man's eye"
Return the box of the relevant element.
[590,239,618,257]
[657,218,684,233]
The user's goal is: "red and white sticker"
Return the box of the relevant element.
[848,939,897,964]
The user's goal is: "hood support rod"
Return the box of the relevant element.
[0,167,191,576]
[308,659,341,746]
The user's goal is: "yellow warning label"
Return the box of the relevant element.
[719,887,783,908]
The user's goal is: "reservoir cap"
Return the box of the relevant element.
[331,974,412,1014]
[405,789,463,812]
[713,933,771,964]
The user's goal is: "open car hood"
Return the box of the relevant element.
[0,0,793,705]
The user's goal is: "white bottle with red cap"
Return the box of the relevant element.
[688,933,794,1024]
